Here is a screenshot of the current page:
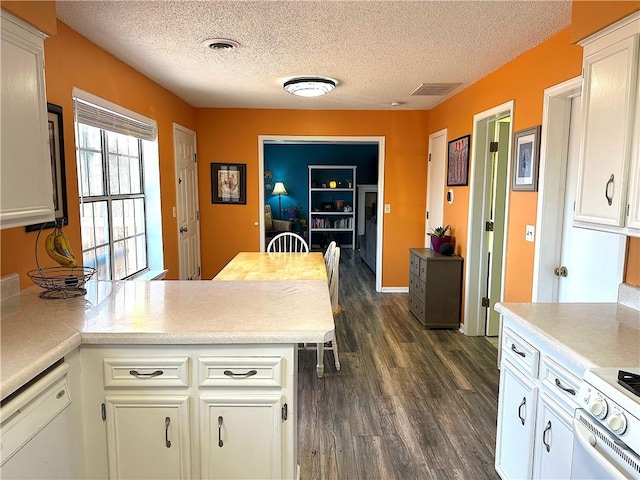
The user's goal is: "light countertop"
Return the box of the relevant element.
[1,280,335,400]
[495,302,640,374]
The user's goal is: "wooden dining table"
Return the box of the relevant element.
[213,251,335,378]
[213,251,328,281]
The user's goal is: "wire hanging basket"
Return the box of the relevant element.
[27,221,96,299]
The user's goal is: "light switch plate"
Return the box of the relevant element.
[384,204,391,214]
[525,224,535,242]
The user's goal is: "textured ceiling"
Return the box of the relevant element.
[56,1,572,110]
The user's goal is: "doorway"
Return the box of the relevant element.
[173,124,202,280]
[425,129,447,246]
[464,101,514,337]
[533,78,626,301]
[258,136,386,292]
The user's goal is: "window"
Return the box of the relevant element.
[73,89,162,281]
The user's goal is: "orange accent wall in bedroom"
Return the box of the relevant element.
[195,109,429,286]
[0,21,197,288]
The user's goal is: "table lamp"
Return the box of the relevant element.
[272,182,288,219]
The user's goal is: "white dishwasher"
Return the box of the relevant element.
[0,361,79,479]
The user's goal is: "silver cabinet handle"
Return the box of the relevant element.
[518,397,526,425]
[218,416,224,447]
[223,369,258,378]
[542,421,552,452]
[511,344,526,358]
[605,174,614,206]
[129,369,163,378]
[165,416,171,448]
[555,378,576,395]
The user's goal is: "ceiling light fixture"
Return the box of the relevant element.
[204,38,240,50]
[283,77,337,97]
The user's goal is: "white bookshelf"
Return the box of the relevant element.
[308,165,357,249]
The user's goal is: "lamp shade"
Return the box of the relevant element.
[272,182,288,196]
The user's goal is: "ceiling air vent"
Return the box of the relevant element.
[411,83,462,96]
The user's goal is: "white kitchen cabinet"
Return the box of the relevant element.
[627,66,640,231]
[574,13,640,236]
[80,345,297,480]
[104,395,191,480]
[0,10,54,229]
[495,359,538,480]
[533,393,574,480]
[200,394,283,479]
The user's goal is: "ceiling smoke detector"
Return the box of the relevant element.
[204,38,240,50]
[283,77,337,97]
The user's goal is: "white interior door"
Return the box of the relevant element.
[174,124,201,280]
[426,129,447,246]
[557,97,625,301]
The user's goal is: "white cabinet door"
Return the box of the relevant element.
[574,29,638,228]
[533,393,574,479]
[0,12,54,229]
[495,360,538,480]
[200,394,283,480]
[627,69,640,232]
[104,395,191,480]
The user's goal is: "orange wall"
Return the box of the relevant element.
[0,21,197,288]
[1,0,57,36]
[626,238,640,286]
[571,0,640,43]
[196,109,429,285]
[428,28,583,302]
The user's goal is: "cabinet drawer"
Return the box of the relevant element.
[103,357,190,388]
[408,295,425,324]
[418,257,427,281]
[540,356,580,409]
[409,253,419,276]
[502,328,540,378]
[408,273,425,297]
[198,356,283,388]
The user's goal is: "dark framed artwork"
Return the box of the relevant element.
[211,163,246,204]
[26,103,69,231]
[447,134,470,186]
[512,126,541,192]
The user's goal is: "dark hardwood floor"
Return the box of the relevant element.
[297,249,500,480]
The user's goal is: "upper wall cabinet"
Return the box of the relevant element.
[1,10,54,230]
[574,13,640,237]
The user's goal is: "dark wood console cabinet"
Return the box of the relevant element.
[408,248,462,328]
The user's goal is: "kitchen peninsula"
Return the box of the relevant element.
[1,278,335,479]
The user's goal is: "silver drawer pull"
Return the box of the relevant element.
[129,369,164,378]
[223,369,258,378]
[518,397,526,425]
[554,378,576,395]
[218,416,224,447]
[511,344,526,358]
[542,421,552,452]
[605,174,614,206]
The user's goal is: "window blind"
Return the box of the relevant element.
[73,97,157,142]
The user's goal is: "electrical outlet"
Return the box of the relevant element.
[525,224,535,242]
[384,204,391,214]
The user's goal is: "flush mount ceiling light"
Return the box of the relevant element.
[283,77,337,97]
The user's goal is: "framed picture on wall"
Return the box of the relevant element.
[447,134,470,186]
[26,103,69,231]
[211,163,246,204]
[512,126,541,192]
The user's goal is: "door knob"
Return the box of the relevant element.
[180,226,188,233]
[553,266,568,277]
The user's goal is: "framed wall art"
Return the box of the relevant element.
[512,125,541,192]
[26,103,69,231]
[447,134,470,186]
[211,163,246,204]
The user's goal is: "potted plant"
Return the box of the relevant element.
[428,225,452,253]
[299,216,307,227]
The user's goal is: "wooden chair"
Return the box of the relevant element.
[267,232,309,253]
[323,241,337,275]
[315,245,341,378]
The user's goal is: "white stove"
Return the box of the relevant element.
[572,367,640,479]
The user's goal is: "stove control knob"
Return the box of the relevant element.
[590,397,608,419]
[607,411,627,434]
